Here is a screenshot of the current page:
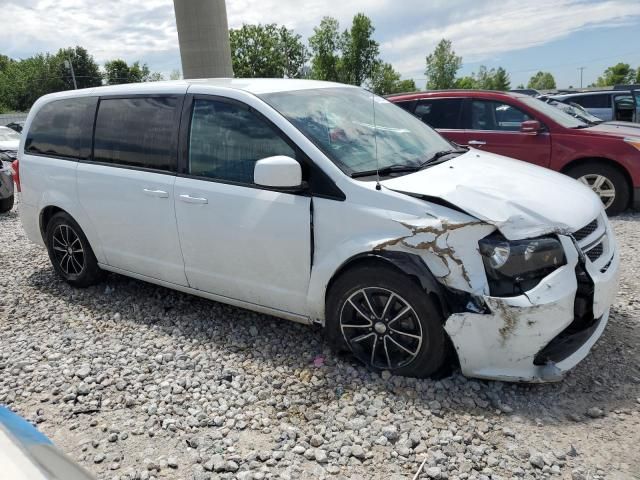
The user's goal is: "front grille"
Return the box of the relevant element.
[573,219,598,241]
[586,243,604,262]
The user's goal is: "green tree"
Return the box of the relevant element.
[103,59,159,85]
[516,83,525,89]
[425,39,462,90]
[169,69,182,80]
[492,67,511,91]
[474,66,495,90]
[636,68,640,83]
[595,62,636,87]
[453,76,476,89]
[368,62,417,95]
[527,71,556,90]
[230,24,307,78]
[395,79,417,93]
[52,46,102,89]
[0,53,63,111]
[308,17,343,81]
[341,13,379,86]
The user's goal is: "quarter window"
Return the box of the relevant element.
[470,100,531,131]
[188,99,295,184]
[414,99,464,129]
[93,97,179,172]
[25,97,97,159]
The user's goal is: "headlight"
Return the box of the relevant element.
[479,234,566,297]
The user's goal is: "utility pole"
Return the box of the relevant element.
[64,59,78,89]
[577,67,586,89]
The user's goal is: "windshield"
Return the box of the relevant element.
[520,97,587,128]
[0,127,21,143]
[260,87,454,175]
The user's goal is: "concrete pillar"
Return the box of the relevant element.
[173,0,234,79]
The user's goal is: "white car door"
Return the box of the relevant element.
[174,96,311,314]
[77,95,188,286]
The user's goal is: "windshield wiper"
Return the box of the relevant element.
[418,148,466,167]
[351,149,467,179]
[351,164,421,178]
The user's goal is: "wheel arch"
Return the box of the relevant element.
[325,250,465,325]
[39,205,68,242]
[561,156,633,206]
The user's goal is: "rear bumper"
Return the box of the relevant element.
[445,234,619,382]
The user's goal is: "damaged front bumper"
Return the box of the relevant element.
[444,234,620,382]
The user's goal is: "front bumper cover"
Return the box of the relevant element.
[444,235,620,382]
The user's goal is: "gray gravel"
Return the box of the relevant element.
[1,201,639,480]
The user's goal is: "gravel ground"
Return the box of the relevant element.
[1,201,639,480]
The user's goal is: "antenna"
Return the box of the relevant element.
[372,90,381,191]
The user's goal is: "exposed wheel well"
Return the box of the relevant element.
[325,253,448,322]
[561,157,633,206]
[39,206,67,242]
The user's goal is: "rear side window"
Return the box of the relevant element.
[570,94,611,109]
[188,98,295,184]
[25,97,97,159]
[414,99,464,129]
[93,96,179,172]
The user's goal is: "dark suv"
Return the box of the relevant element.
[388,90,640,214]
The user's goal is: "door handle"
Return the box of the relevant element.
[468,140,486,146]
[179,194,208,204]
[143,188,169,198]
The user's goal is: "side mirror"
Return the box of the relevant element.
[254,156,303,190]
[520,120,542,134]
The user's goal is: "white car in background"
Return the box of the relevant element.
[17,79,619,382]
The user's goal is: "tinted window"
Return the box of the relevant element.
[470,100,531,131]
[188,99,295,184]
[414,99,464,129]
[93,97,178,171]
[394,101,415,113]
[25,97,97,159]
[570,94,611,109]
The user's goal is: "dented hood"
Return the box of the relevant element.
[381,150,602,240]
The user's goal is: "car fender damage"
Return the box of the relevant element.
[370,206,616,382]
[372,217,495,294]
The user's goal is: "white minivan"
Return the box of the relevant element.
[18,79,619,382]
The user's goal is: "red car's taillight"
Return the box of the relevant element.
[11,159,20,192]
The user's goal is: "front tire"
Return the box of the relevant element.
[45,212,104,287]
[0,195,13,213]
[565,162,629,215]
[326,264,447,378]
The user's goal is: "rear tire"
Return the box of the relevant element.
[0,195,13,213]
[45,212,104,287]
[565,162,629,215]
[326,263,448,378]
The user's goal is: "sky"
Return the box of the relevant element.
[2,0,640,88]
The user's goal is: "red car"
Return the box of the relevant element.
[388,90,640,215]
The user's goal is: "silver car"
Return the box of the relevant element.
[552,89,639,123]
